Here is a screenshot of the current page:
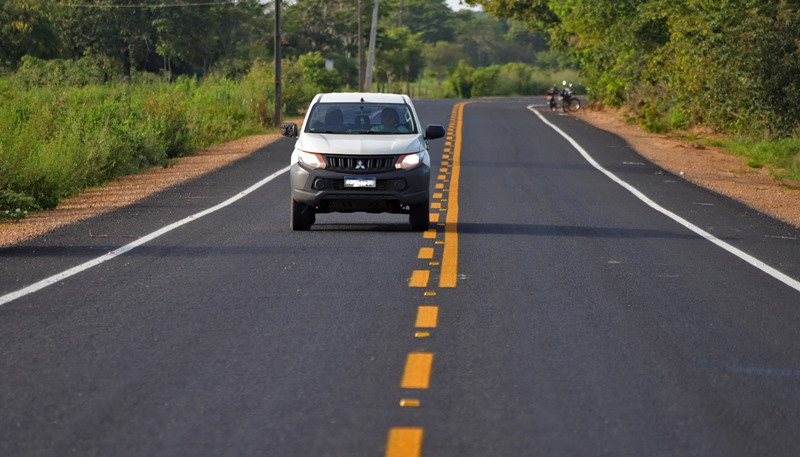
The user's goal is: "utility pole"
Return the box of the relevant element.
[274,0,282,126]
[365,0,379,91]
[358,0,364,91]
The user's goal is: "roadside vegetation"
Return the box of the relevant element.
[702,137,800,184]
[0,58,315,219]
[471,0,800,182]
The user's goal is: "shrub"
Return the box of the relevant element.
[0,60,314,216]
[13,55,113,88]
[0,189,39,220]
[448,60,474,98]
[299,51,344,94]
[471,65,501,97]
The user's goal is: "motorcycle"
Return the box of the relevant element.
[560,81,581,112]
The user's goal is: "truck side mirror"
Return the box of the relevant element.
[280,122,298,138]
[424,124,445,140]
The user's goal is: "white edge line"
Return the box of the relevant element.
[0,165,291,307]
[527,105,800,293]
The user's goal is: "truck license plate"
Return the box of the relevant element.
[344,177,376,188]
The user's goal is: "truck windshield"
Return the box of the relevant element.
[305,103,417,135]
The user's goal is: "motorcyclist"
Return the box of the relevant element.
[546,84,558,110]
[560,80,571,99]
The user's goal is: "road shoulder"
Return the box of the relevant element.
[0,133,283,247]
[573,107,800,228]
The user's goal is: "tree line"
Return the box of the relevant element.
[0,0,558,92]
[471,0,800,139]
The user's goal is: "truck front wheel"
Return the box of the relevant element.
[291,199,315,230]
[409,200,430,231]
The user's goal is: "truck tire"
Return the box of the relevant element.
[291,198,314,231]
[409,200,430,231]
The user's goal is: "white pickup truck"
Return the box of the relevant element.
[281,92,445,231]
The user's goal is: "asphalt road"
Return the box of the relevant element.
[2,98,800,457]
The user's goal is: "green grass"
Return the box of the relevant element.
[0,60,311,219]
[700,137,800,182]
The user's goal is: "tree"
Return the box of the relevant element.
[472,0,800,138]
[53,0,269,78]
[57,0,156,78]
[467,0,558,32]
[152,1,267,77]
[447,59,473,98]
[152,6,214,77]
[453,13,506,67]
[385,0,455,43]
[376,26,423,92]
[0,0,59,69]
[283,0,359,56]
[423,41,468,79]
[299,51,345,93]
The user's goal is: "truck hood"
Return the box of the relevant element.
[297,133,424,156]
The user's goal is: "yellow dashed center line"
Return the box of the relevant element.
[385,102,467,457]
[401,352,434,389]
[409,270,430,288]
[385,427,424,457]
[415,306,439,328]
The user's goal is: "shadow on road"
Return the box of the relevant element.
[457,222,701,240]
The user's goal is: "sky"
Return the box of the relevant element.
[446,0,482,12]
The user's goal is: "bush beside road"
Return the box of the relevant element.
[0,60,309,220]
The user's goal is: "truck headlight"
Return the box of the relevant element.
[395,152,423,170]
[298,151,326,170]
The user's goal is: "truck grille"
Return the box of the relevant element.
[325,155,397,173]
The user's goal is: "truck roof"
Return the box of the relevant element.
[316,93,409,104]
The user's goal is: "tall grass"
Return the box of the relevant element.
[703,137,800,183]
[0,60,309,219]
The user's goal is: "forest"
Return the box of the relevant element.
[0,0,566,94]
[472,0,800,140]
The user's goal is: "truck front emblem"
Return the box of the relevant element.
[355,160,366,170]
